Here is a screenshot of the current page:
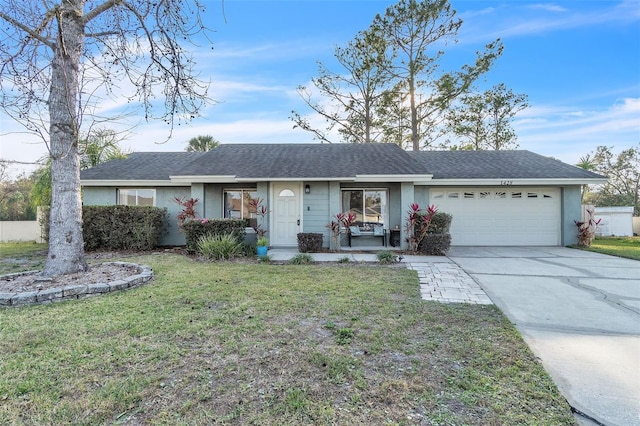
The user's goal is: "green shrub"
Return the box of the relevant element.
[197,233,243,260]
[427,212,453,234]
[240,243,256,257]
[376,250,397,264]
[337,256,351,263]
[418,233,452,255]
[297,233,323,253]
[289,253,314,265]
[83,205,167,251]
[181,219,246,253]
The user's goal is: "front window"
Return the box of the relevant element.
[342,189,387,229]
[118,189,155,206]
[224,189,258,228]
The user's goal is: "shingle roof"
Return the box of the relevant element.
[80,144,605,182]
[409,150,605,179]
[182,143,427,178]
[80,152,207,181]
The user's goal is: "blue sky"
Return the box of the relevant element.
[1,0,639,176]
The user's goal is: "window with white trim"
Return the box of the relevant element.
[224,189,258,228]
[118,189,156,206]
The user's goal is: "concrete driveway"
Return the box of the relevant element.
[448,246,640,426]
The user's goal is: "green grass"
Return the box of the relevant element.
[0,242,47,274]
[579,236,640,260]
[0,246,577,425]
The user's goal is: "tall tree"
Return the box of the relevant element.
[185,135,220,152]
[374,0,503,150]
[0,1,211,276]
[291,27,392,144]
[446,83,529,150]
[585,144,640,215]
[291,0,502,150]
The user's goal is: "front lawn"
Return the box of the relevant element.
[581,236,640,260]
[0,249,576,425]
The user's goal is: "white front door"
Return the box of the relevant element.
[271,182,301,246]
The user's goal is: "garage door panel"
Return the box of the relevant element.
[431,187,560,246]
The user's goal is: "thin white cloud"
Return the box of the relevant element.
[515,97,640,163]
[528,4,568,13]
[459,0,640,43]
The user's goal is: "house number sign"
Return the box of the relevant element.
[500,180,513,186]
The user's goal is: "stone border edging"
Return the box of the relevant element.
[0,262,153,308]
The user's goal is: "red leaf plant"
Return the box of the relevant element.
[574,208,601,247]
[174,197,199,224]
[405,203,438,253]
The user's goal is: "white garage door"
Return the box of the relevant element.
[430,188,561,246]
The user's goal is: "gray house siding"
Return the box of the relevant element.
[302,181,330,247]
[561,186,582,246]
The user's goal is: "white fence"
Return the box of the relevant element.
[0,221,44,243]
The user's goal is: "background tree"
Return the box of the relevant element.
[291,0,502,150]
[29,129,129,211]
[29,161,52,213]
[0,163,36,221]
[446,83,529,150]
[0,1,212,276]
[185,135,220,152]
[80,128,129,169]
[583,144,640,215]
[374,0,503,150]
[291,27,392,144]
[576,154,597,203]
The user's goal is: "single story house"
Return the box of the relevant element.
[80,143,606,249]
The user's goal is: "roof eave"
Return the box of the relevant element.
[169,175,238,183]
[423,178,608,186]
[354,174,434,183]
[81,179,186,187]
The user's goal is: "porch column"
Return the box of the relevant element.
[328,181,341,250]
[257,182,269,235]
[400,182,414,250]
[190,183,205,218]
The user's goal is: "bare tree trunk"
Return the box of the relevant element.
[410,80,419,152]
[42,1,87,276]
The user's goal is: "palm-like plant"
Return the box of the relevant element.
[185,135,220,152]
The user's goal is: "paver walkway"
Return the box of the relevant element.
[407,262,493,305]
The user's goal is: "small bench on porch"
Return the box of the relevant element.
[347,223,386,247]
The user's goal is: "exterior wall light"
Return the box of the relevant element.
[305,184,311,194]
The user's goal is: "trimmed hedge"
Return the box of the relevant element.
[181,219,247,254]
[83,205,167,251]
[297,233,323,253]
[427,212,453,234]
[418,233,452,255]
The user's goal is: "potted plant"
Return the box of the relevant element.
[256,236,269,257]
